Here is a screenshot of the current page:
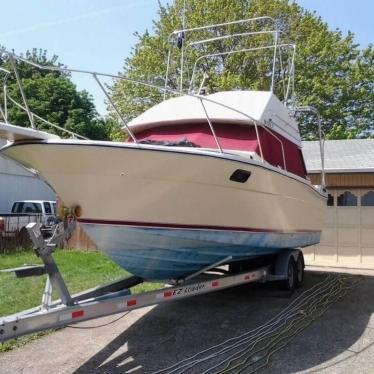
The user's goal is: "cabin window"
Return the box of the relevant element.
[361,191,374,206]
[327,194,334,206]
[133,123,307,178]
[337,191,358,206]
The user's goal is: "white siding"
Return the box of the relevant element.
[304,188,374,269]
[0,140,55,213]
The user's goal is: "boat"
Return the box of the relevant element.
[0,17,326,281]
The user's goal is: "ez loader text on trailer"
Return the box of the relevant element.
[0,220,304,343]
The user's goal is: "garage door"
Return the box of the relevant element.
[303,188,374,269]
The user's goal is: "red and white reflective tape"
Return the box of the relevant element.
[244,273,257,280]
[156,290,173,299]
[126,299,137,307]
[55,271,265,324]
[59,309,84,321]
[72,310,84,318]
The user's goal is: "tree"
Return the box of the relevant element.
[110,0,373,140]
[0,48,120,140]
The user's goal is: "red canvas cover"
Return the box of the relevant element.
[129,122,306,178]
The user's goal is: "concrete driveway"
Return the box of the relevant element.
[0,270,374,373]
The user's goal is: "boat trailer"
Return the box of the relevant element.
[0,222,304,343]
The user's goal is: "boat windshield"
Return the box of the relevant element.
[133,121,307,178]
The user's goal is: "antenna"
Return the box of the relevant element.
[296,106,326,190]
[179,0,187,92]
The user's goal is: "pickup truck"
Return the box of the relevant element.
[0,200,57,241]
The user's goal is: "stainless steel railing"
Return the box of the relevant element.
[6,95,88,140]
[166,17,290,96]
[0,46,291,170]
[164,17,280,97]
[188,43,295,97]
[295,106,326,189]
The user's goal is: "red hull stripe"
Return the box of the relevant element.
[78,218,320,234]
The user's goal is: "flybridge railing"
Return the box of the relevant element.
[167,17,279,93]
[7,95,89,140]
[189,43,295,95]
[166,16,296,104]
[0,46,288,171]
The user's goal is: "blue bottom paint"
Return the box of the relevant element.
[82,224,320,281]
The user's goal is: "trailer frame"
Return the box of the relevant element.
[0,222,304,343]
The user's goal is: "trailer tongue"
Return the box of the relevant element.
[0,221,304,343]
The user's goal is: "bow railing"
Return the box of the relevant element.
[0,45,288,170]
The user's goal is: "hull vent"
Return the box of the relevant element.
[230,169,251,183]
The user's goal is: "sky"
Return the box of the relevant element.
[0,0,373,114]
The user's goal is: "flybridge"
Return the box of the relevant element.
[127,91,303,146]
[0,16,325,181]
[0,16,297,139]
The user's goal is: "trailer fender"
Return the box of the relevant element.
[273,249,302,279]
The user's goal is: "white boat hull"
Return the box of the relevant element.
[2,140,326,280]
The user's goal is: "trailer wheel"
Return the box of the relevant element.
[280,257,296,291]
[295,252,304,288]
[18,228,32,249]
[228,261,241,274]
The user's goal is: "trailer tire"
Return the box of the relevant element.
[18,228,32,249]
[280,257,296,291]
[228,261,241,274]
[295,252,304,288]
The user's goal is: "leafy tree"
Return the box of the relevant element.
[0,48,119,140]
[110,0,373,140]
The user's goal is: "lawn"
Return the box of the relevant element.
[0,249,161,352]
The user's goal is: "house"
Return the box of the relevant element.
[0,140,55,212]
[302,139,374,269]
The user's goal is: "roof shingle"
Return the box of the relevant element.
[302,139,374,173]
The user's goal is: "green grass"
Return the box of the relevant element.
[0,249,161,352]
